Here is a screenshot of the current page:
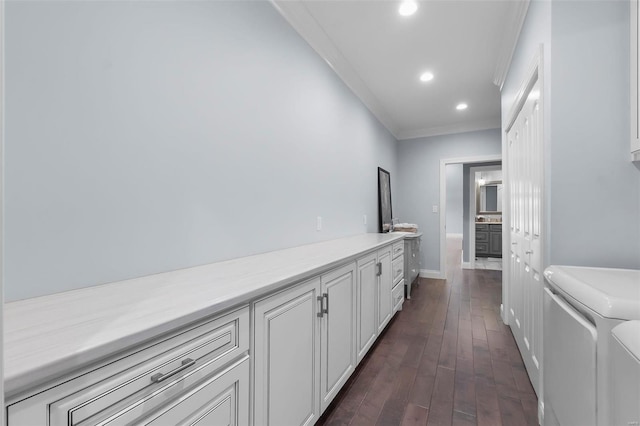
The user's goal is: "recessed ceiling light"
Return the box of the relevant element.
[398,1,418,17]
[456,103,468,111]
[419,71,434,82]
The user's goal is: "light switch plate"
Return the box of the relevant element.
[317,216,322,231]
[432,205,439,213]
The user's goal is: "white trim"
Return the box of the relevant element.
[420,269,445,280]
[270,1,399,138]
[462,262,473,270]
[1,0,5,421]
[439,155,501,280]
[493,0,531,90]
[397,120,500,141]
[446,233,463,239]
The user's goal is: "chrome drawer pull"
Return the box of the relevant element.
[150,358,196,383]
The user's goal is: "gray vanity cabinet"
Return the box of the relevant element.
[476,224,502,258]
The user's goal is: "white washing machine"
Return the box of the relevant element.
[543,266,640,426]
[611,320,640,426]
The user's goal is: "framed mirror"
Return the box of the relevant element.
[477,181,502,214]
[378,167,392,232]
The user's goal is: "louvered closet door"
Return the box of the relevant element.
[506,78,543,395]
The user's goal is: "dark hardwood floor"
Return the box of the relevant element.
[317,239,538,426]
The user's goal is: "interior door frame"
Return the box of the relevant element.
[1,1,6,421]
[439,154,501,280]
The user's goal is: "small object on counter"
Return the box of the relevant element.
[393,223,418,232]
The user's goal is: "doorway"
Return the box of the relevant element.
[439,155,501,280]
[469,164,503,271]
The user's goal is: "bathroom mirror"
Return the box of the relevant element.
[477,181,502,214]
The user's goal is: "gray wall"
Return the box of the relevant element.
[445,164,464,235]
[503,0,640,270]
[4,1,398,301]
[549,0,640,268]
[396,129,501,273]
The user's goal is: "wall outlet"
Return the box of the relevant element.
[316,216,322,231]
[363,215,367,225]
[432,205,439,213]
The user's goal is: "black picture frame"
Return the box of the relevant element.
[378,167,392,233]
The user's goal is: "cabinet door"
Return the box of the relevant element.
[489,231,502,257]
[356,253,378,363]
[377,246,393,333]
[320,263,356,412]
[254,278,321,426]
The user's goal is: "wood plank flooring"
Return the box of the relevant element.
[317,239,538,426]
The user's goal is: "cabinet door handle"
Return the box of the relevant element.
[317,295,324,318]
[323,293,329,315]
[525,250,533,254]
[376,262,382,276]
[150,358,196,383]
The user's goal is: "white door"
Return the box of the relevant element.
[356,253,378,363]
[506,76,543,395]
[253,278,321,426]
[320,264,356,411]
[377,247,393,333]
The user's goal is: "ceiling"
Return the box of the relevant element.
[272,0,529,140]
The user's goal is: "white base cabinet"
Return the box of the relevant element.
[6,237,405,426]
[253,263,357,426]
[7,307,250,426]
[356,252,378,362]
[253,277,321,426]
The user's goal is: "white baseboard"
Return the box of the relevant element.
[538,400,544,426]
[446,233,463,239]
[462,262,473,269]
[420,269,445,279]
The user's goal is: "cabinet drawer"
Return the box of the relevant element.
[392,280,404,313]
[115,355,248,426]
[489,224,502,232]
[392,255,404,285]
[46,307,249,426]
[475,224,489,231]
[392,242,404,259]
[476,231,489,242]
[476,242,489,255]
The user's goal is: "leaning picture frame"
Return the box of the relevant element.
[378,167,392,233]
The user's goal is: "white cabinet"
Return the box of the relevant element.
[253,263,357,425]
[378,246,393,333]
[320,264,357,412]
[253,277,321,426]
[356,252,378,362]
[632,0,640,161]
[8,307,250,426]
[355,245,396,364]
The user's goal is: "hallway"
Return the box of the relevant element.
[318,239,538,425]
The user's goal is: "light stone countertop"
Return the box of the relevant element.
[4,232,404,396]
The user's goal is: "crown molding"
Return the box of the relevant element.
[270,0,400,138]
[396,119,501,141]
[493,0,530,90]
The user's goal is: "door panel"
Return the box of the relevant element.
[506,78,543,395]
[320,264,356,411]
[253,278,320,426]
[356,253,378,362]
